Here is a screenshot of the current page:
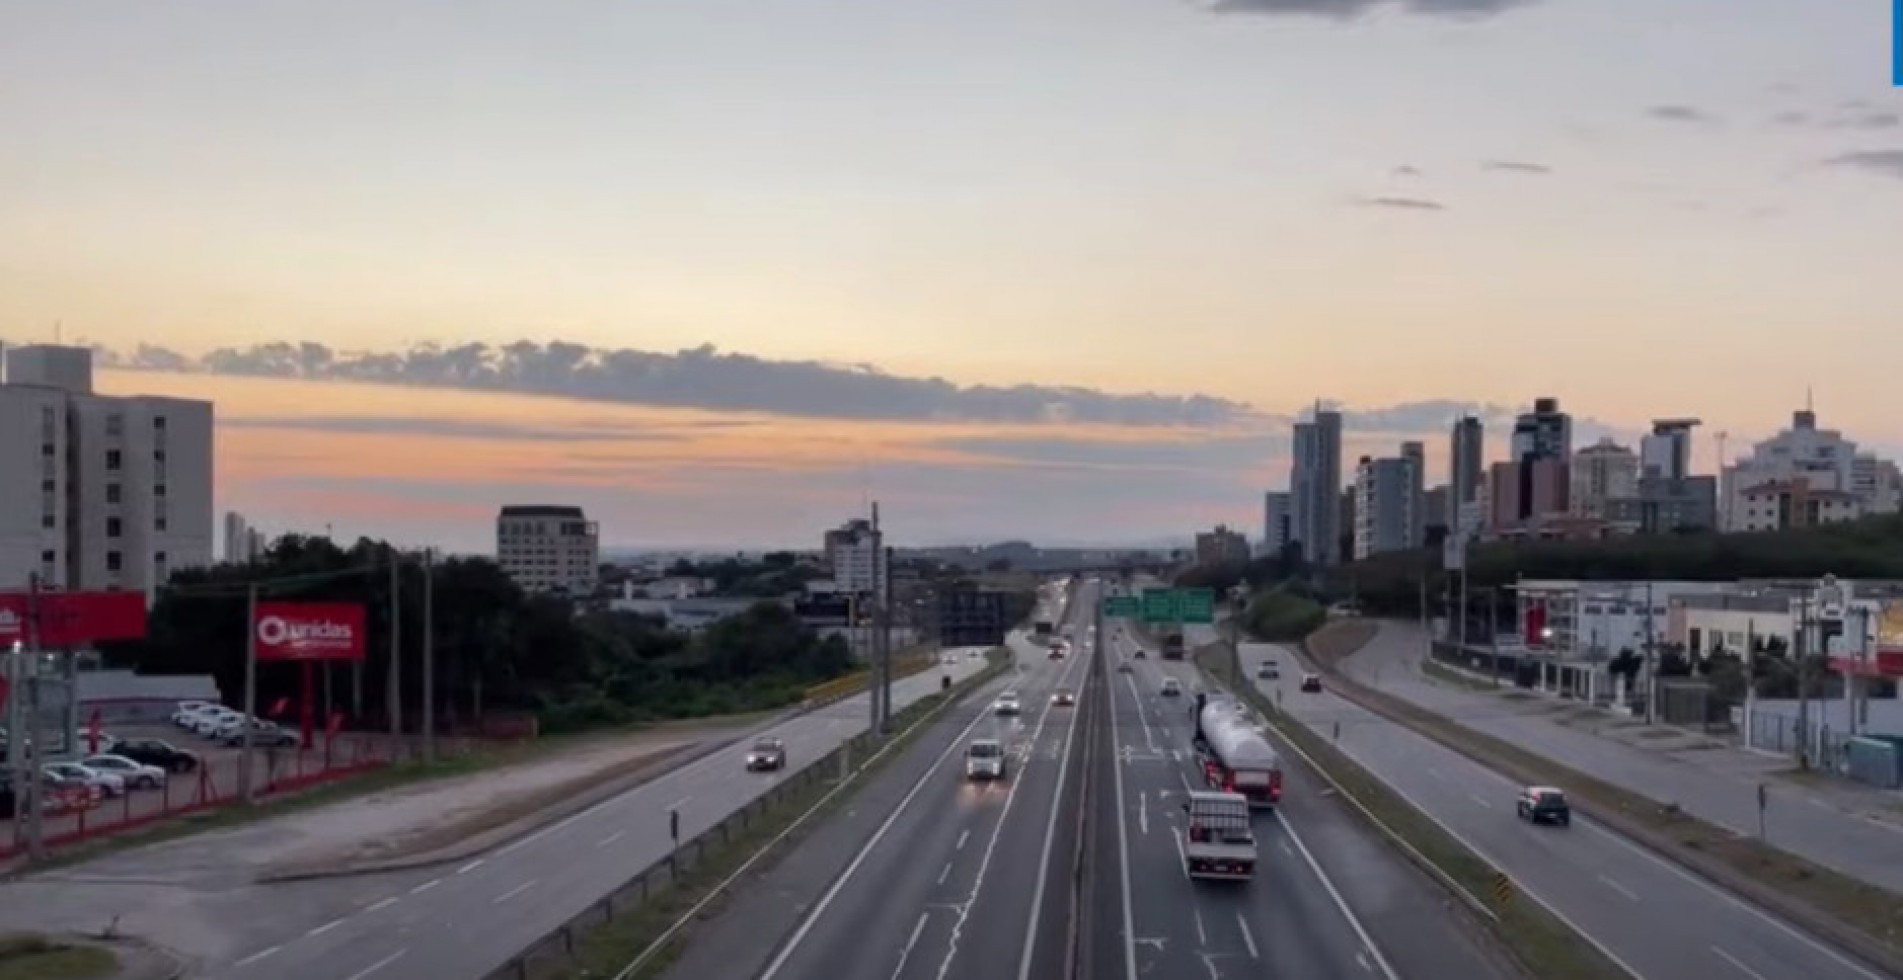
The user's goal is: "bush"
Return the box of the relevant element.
[1241,592,1327,642]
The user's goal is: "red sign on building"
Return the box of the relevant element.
[0,591,148,648]
[254,602,367,662]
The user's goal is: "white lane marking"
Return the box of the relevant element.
[1278,839,1294,857]
[493,880,535,904]
[307,917,346,937]
[937,862,954,886]
[1277,812,1402,980]
[364,897,398,913]
[671,796,692,811]
[1123,673,1158,752]
[1138,792,1150,835]
[234,945,281,967]
[409,878,440,895]
[757,678,1003,980]
[1357,950,1374,973]
[344,949,407,980]
[889,911,932,980]
[1469,794,1491,808]
[1192,905,1208,946]
[955,829,970,851]
[1169,826,1189,880]
[1109,643,1142,980]
[456,859,484,875]
[1598,874,1639,902]
[1018,655,1088,980]
[1711,945,1771,980]
[1236,912,1259,959]
[597,830,626,848]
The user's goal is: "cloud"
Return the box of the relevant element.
[1391,165,1424,177]
[218,415,692,442]
[1771,109,1897,130]
[1481,160,1552,175]
[1771,110,1810,126]
[1358,196,1446,211]
[1209,0,1533,18]
[82,338,1252,429]
[1647,105,1718,124]
[1822,150,1903,180]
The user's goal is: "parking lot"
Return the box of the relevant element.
[2,718,389,858]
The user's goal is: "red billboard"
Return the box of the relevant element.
[254,602,367,662]
[0,591,148,648]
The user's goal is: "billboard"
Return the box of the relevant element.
[0,591,148,648]
[795,595,853,627]
[255,602,367,661]
[938,589,1006,648]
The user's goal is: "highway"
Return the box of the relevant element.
[167,644,995,979]
[1247,637,1890,980]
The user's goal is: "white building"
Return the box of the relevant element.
[1571,438,1639,518]
[823,518,886,595]
[1733,481,1864,532]
[1353,454,1418,560]
[495,505,600,595]
[0,345,214,598]
[1721,408,1857,530]
[1260,491,1293,557]
[1641,418,1700,480]
[221,511,265,564]
[1852,454,1903,515]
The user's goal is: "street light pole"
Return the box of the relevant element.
[387,548,402,756]
[422,548,436,765]
[238,581,259,804]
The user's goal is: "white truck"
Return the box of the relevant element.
[1181,790,1256,880]
[1192,696,1284,808]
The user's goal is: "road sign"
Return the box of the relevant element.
[1492,872,1514,906]
[1178,588,1215,624]
[1103,595,1139,617]
[1141,589,1179,623]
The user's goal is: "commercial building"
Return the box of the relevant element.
[1721,407,1856,530]
[1195,524,1250,567]
[1570,438,1639,519]
[1288,407,1343,566]
[1510,397,1573,462]
[221,511,265,564]
[1260,491,1292,557]
[1449,415,1484,529]
[1852,454,1903,515]
[1641,418,1700,481]
[1423,484,1451,536]
[495,505,600,595]
[823,517,886,595]
[1629,475,1719,533]
[1487,457,1568,531]
[0,345,214,598]
[1353,454,1419,559]
[1733,480,1864,532]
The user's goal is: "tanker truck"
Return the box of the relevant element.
[1191,695,1284,808]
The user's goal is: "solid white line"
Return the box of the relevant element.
[597,830,626,848]
[1469,794,1491,808]
[1170,826,1189,880]
[955,829,970,851]
[307,917,346,937]
[233,945,281,967]
[457,859,484,875]
[671,796,692,811]
[1711,944,1771,980]
[937,862,953,886]
[1138,791,1149,836]
[1598,874,1639,902]
[409,879,440,895]
[1277,813,1402,980]
[344,949,406,980]
[1236,912,1259,959]
[1109,641,1142,980]
[756,683,1001,980]
[493,880,535,904]
[889,912,932,980]
[364,897,398,913]
[1016,650,1088,980]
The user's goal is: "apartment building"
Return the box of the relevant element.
[1449,415,1484,528]
[823,517,886,595]
[1194,524,1250,566]
[221,511,265,564]
[1261,491,1292,557]
[496,505,600,595]
[0,345,213,597]
[1353,454,1419,559]
[1289,407,1343,566]
[1571,438,1639,518]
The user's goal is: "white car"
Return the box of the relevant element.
[194,709,244,738]
[172,703,219,728]
[44,761,126,798]
[965,739,1007,780]
[81,754,167,790]
[992,693,1022,716]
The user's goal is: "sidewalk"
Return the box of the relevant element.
[1345,621,1903,894]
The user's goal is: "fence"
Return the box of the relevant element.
[1745,709,1851,770]
[0,735,390,860]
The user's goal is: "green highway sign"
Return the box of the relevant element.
[1139,587,1216,624]
[1103,595,1140,617]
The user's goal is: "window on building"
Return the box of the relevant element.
[40,441,54,457]
[154,484,166,497]
[106,449,122,471]
[40,478,54,493]
[106,517,122,538]
[106,551,122,572]
[40,512,55,529]
[153,416,167,430]
[106,483,121,504]
[40,550,55,564]
[154,551,168,575]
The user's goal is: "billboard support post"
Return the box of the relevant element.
[239,582,259,805]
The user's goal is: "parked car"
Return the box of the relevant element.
[745,737,787,772]
[44,761,124,798]
[193,709,243,738]
[171,701,218,728]
[81,754,167,789]
[111,738,200,773]
[1517,786,1571,826]
[222,720,299,748]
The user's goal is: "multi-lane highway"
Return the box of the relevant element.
[1247,637,1889,980]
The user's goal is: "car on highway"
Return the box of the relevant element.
[745,736,787,771]
[1047,644,1066,660]
[964,739,1007,781]
[1299,673,1323,693]
[109,737,200,773]
[1257,660,1279,680]
[992,692,1022,716]
[1132,648,1146,659]
[1516,785,1571,826]
[1117,662,1133,673]
[1050,689,1075,707]
[1160,678,1182,697]
[80,753,168,789]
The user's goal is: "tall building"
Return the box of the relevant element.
[1570,438,1639,518]
[496,505,600,595]
[1288,407,1343,567]
[0,345,214,598]
[1510,397,1572,461]
[1195,525,1251,566]
[1261,491,1293,556]
[1641,418,1700,480]
[221,511,264,564]
[823,517,886,595]
[1423,484,1451,535]
[1720,407,1858,531]
[1399,440,1426,546]
[1851,453,1903,515]
[1488,457,1569,530]
[1354,454,1419,559]
[1449,415,1484,528]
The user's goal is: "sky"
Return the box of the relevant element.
[3,1,1900,551]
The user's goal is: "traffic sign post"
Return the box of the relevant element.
[1141,589,1178,624]
[1103,595,1140,618]
[1492,872,1514,907]
[1138,588,1215,625]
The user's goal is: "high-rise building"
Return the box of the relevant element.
[0,345,214,598]
[1354,454,1419,559]
[1488,457,1569,530]
[1423,484,1451,535]
[1261,491,1293,556]
[1570,438,1639,518]
[496,505,600,595]
[221,511,265,564]
[1851,453,1903,515]
[1510,397,1572,462]
[1288,407,1342,566]
[1399,440,1426,547]
[1195,525,1251,566]
[1720,407,1858,531]
[1449,415,1484,527]
[823,517,886,595]
[1641,419,1700,480]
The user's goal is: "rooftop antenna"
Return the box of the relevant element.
[1805,385,1814,414]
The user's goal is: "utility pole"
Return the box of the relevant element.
[1643,579,1657,724]
[422,548,436,764]
[1795,593,1812,769]
[22,573,45,858]
[387,548,402,756]
[238,582,260,804]
[5,639,26,856]
[880,544,895,732]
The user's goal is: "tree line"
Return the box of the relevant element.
[102,535,858,733]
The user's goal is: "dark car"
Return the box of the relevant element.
[1299,674,1323,693]
[1132,649,1147,659]
[110,738,201,774]
[1117,662,1134,674]
[1517,786,1571,826]
[746,737,787,772]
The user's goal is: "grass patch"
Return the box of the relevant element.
[1195,648,1628,980]
[1299,627,1903,974]
[1422,658,1501,692]
[556,649,1014,980]
[0,933,117,980]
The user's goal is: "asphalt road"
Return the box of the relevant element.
[1346,623,1903,895]
[1097,624,1515,980]
[735,583,1095,980]
[1248,638,1890,980]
